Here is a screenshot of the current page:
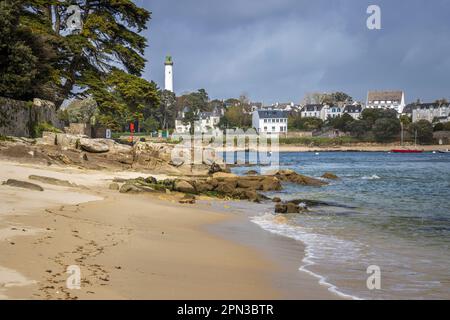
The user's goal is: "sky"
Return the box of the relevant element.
[136,0,450,104]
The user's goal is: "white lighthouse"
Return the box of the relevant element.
[164,55,174,92]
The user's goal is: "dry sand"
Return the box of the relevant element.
[0,160,338,300]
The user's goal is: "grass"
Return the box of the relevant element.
[33,122,62,138]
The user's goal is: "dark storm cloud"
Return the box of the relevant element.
[139,0,450,103]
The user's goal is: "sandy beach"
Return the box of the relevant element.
[0,160,337,300]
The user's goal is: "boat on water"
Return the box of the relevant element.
[438,149,450,154]
[391,149,424,153]
[391,126,423,153]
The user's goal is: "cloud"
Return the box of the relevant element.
[141,0,450,103]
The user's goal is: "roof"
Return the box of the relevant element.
[407,102,449,111]
[367,91,403,102]
[199,111,220,119]
[302,104,323,112]
[255,110,288,119]
[344,105,363,113]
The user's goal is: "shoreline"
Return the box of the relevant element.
[272,144,450,153]
[0,160,338,299]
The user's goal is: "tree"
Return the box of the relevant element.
[0,1,65,101]
[64,97,99,124]
[372,118,401,142]
[88,68,159,130]
[48,0,150,105]
[347,120,371,138]
[410,120,434,144]
[289,116,323,131]
[361,108,398,128]
[328,113,354,131]
[142,117,159,133]
[219,106,251,129]
[179,89,210,113]
[156,90,176,130]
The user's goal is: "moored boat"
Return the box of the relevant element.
[391,149,424,153]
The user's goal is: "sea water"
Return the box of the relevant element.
[232,152,450,300]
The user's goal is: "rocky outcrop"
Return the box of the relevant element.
[29,175,77,187]
[321,172,339,180]
[275,202,306,214]
[3,179,44,191]
[79,138,110,153]
[179,194,196,204]
[269,169,328,186]
[174,180,196,194]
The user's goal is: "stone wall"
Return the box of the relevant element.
[0,97,62,137]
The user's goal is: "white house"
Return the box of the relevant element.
[343,104,363,120]
[174,109,221,134]
[252,110,288,134]
[411,102,450,123]
[194,112,221,132]
[366,90,406,114]
[300,104,325,119]
[323,105,343,119]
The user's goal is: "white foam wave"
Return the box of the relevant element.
[362,174,381,180]
[250,213,363,300]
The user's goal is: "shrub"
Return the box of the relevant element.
[33,122,62,138]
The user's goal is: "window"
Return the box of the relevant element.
[264,119,267,123]
[272,126,275,131]
[264,127,267,131]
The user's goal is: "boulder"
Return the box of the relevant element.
[3,179,44,191]
[79,138,110,153]
[212,172,238,180]
[179,194,196,204]
[260,176,282,191]
[275,203,287,214]
[245,170,258,175]
[236,178,262,189]
[272,170,328,186]
[109,183,120,191]
[29,175,75,187]
[208,162,224,175]
[215,181,236,195]
[194,181,215,193]
[174,180,196,194]
[272,197,282,203]
[169,158,185,167]
[321,172,339,180]
[119,183,142,194]
[286,202,301,213]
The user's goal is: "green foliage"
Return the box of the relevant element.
[360,108,398,127]
[434,122,450,131]
[0,1,65,101]
[346,120,371,138]
[87,69,159,130]
[289,116,323,131]
[142,117,159,133]
[177,89,210,113]
[63,97,99,124]
[154,89,176,129]
[219,105,252,129]
[327,113,354,131]
[410,120,434,144]
[279,136,358,146]
[372,118,401,142]
[33,122,62,138]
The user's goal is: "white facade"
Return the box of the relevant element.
[252,110,288,134]
[412,103,450,123]
[174,112,221,134]
[366,91,406,114]
[300,105,326,120]
[165,56,174,92]
[343,104,364,120]
[323,105,343,120]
